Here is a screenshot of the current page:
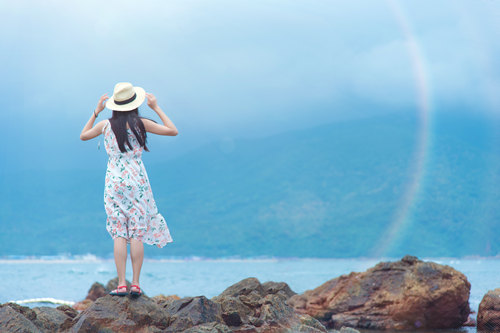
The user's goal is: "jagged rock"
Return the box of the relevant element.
[262,281,297,299]
[212,277,327,332]
[477,288,500,331]
[152,294,181,308]
[162,296,225,332]
[339,327,361,333]
[288,255,471,330]
[56,305,78,319]
[0,302,76,333]
[33,306,74,332]
[0,305,42,333]
[183,321,233,333]
[72,299,93,312]
[1,277,325,333]
[216,277,265,299]
[69,294,169,332]
[85,282,107,301]
[73,277,139,311]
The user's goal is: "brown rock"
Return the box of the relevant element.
[288,255,471,330]
[72,299,93,312]
[69,294,169,332]
[477,288,500,331]
[162,296,225,332]
[85,282,107,301]
[262,281,297,299]
[56,305,78,319]
[0,305,42,333]
[0,302,77,333]
[72,277,139,312]
[217,277,265,298]
[182,321,233,333]
[33,306,74,332]
[152,294,181,308]
[212,277,327,332]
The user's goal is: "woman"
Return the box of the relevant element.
[80,82,178,296]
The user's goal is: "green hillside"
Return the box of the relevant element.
[1,113,499,258]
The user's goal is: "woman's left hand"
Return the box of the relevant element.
[96,94,109,114]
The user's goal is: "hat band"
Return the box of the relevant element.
[114,93,137,105]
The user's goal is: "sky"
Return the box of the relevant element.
[1,0,500,170]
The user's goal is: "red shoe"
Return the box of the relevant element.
[130,284,142,296]
[109,285,128,296]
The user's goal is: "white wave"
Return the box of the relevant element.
[9,297,75,306]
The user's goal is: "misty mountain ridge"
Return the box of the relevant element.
[1,112,499,258]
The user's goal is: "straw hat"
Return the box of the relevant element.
[105,82,146,111]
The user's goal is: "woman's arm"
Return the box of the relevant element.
[142,92,179,136]
[80,94,109,141]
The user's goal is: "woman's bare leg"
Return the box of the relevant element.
[130,238,144,290]
[113,237,128,287]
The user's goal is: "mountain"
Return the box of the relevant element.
[1,112,499,258]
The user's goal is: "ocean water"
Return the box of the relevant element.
[1,256,497,332]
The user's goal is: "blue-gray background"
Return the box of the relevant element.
[1,0,500,258]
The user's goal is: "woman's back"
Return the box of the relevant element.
[80,83,178,297]
[102,119,144,160]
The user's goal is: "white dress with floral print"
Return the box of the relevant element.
[102,119,173,248]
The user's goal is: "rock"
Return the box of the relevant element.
[72,277,136,312]
[56,305,78,319]
[33,306,74,332]
[69,294,169,332]
[339,327,361,333]
[162,296,225,332]
[477,288,500,331]
[0,305,42,333]
[211,277,327,332]
[152,294,181,307]
[2,277,326,333]
[331,327,361,333]
[183,321,233,333]
[288,255,471,330]
[262,281,297,299]
[72,299,93,312]
[463,314,476,327]
[216,277,265,299]
[85,282,107,301]
[0,302,77,333]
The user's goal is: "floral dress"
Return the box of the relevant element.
[102,119,173,248]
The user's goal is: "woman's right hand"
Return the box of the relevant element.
[146,92,159,110]
[96,94,109,114]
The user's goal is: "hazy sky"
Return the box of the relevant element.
[1,0,500,170]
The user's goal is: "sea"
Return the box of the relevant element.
[1,256,498,333]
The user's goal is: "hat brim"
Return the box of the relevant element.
[105,87,146,111]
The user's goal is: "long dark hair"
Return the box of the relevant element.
[109,108,149,153]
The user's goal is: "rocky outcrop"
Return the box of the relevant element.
[73,278,147,311]
[0,302,77,333]
[73,281,110,311]
[211,277,326,332]
[84,282,107,301]
[0,305,42,333]
[477,288,500,331]
[68,294,169,332]
[1,257,473,332]
[332,328,360,333]
[288,255,471,330]
[66,277,325,332]
[1,277,326,332]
